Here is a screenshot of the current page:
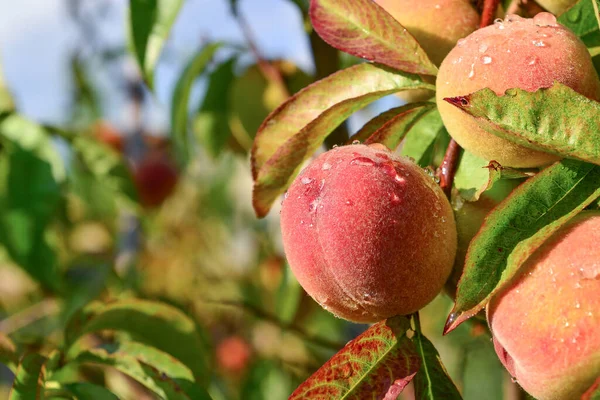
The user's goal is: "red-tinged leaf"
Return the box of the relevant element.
[309,0,437,75]
[445,159,600,334]
[289,316,420,399]
[251,63,434,217]
[582,377,600,400]
[412,328,462,400]
[444,84,600,165]
[348,102,435,150]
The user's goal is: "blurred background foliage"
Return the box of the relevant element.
[0,0,511,399]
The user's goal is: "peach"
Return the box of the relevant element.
[536,0,577,15]
[133,151,179,209]
[488,211,600,400]
[216,336,252,375]
[374,0,480,102]
[436,13,600,167]
[280,144,456,323]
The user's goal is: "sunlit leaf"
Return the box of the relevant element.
[349,102,435,150]
[558,0,600,47]
[65,299,209,383]
[445,84,600,165]
[400,109,446,167]
[309,0,437,75]
[74,346,210,400]
[0,59,15,114]
[9,353,47,400]
[446,159,600,333]
[129,0,184,88]
[251,63,434,217]
[171,43,222,165]
[289,316,420,399]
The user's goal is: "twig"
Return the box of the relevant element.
[437,139,461,199]
[0,299,60,334]
[203,298,346,351]
[506,0,545,16]
[480,0,501,28]
[236,12,290,99]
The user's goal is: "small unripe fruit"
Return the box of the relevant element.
[280,145,456,323]
[375,0,480,102]
[216,336,252,375]
[488,211,600,400]
[133,152,179,208]
[536,0,577,15]
[92,121,124,153]
[437,13,600,167]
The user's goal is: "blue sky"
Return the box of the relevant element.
[0,0,396,132]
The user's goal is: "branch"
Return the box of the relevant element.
[0,298,60,334]
[480,0,501,28]
[437,139,461,199]
[506,0,545,16]
[236,12,290,99]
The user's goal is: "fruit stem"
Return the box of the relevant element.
[437,139,461,199]
[480,0,501,28]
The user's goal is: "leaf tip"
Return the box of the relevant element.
[444,95,471,110]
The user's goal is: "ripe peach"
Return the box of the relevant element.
[536,0,577,15]
[133,152,179,209]
[488,211,600,400]
[280,144,456,323]
[374,0,480,102]
[437,13,600,167]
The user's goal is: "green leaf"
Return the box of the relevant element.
[171,43,222,164]
[0,59,15,114]
[558,0,600,47]
[413,322,462,400]
[275,263,302,324]
[461,338,505,400]
[454,151,535,202]
[194,57,236,157]
[129,0,184,88]
[446,159,600,333]
[74,347,210,400]
[251,63,434,217]
[400,109,446,167]
[72,136,138,206]
[63,383,119,400]
[65,299,209,383]
[9,353,47,400]
[289,316,420,399]
[0,117,64,290]
[445,84,600,165]
[309,0,437,75]
[349,102,435,150]
[242,359,296,400]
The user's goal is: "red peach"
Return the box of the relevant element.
[436,13,600,167]
[280,145,456,323]
[488,211,600,400]
[133,152,179,209]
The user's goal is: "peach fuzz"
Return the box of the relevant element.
[436,13,600,168]
[374,0,480,102]
[280,144,456,323]
[488,211,600,400]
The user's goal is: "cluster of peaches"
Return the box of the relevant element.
[279,1,599,399]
